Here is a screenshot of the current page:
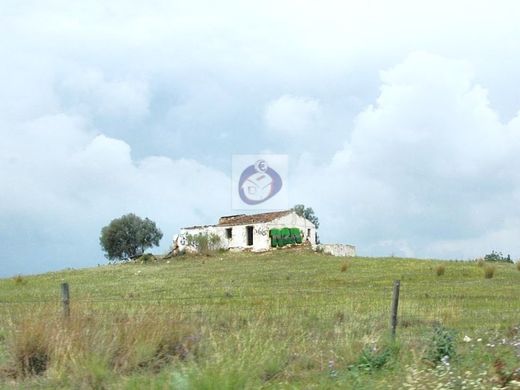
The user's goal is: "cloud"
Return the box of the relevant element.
[264,95,322,136]
[58,69,150,120]
[3,2,520,276]
[292,52,520,259]
[0,111,230,276]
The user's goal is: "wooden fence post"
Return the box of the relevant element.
[390,280,400,338]
[61,282,70,319]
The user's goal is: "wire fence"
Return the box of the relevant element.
[1,279,518,335]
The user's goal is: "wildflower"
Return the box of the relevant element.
[463,335,472,342]
[441,355,450,366]
[328,360,338,379]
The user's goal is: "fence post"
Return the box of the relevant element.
[390,280,400,338]
[61,282,70,319]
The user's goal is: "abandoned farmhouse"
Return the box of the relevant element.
[174,210,356,257]
[176,210,315,252]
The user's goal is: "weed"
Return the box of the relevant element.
[340,262,349,272]
[4,313,50,377]
[435,265,445,276]
[484,265,495,279]
[1,306,198,386]
[352,343,394,371]
[424,325,456,365]
[493,358,520,387]
[13,275,25,285]
[138,253,157,263]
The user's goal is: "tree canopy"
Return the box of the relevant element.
[99,213,163,261]
[292,204,319,229]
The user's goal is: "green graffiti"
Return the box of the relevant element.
[269,227,303,247]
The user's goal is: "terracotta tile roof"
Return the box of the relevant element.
[181,224,215,230]
[217,210,293,226]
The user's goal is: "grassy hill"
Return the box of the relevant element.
[0,249,519,389]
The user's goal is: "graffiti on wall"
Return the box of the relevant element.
[269,227,303,247]
[254,226,268,236]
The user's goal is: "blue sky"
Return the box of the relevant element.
[2,0,520,276]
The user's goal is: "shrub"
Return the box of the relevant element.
[484,250,513,263]
[186,233,222,255]
[99,214,163,262]
[352,344,395,371]
[424,325,456,365]
[3,311,51,378]
[484,265,495,279]
[435,265,445,276]
[340,262,349,272]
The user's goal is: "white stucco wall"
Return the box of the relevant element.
[316,244,356,257]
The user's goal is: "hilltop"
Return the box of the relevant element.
[0,250,519,388]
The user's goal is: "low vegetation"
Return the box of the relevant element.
[185,232,223,255]
[0,250,518,388]
[484,265,496,279]
[435,264,446,276]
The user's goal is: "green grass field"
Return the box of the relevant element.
[0,249,519,389]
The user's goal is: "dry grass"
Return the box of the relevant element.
[435,264,445,276]
[476,258,485,267]
[0,305,198,387]
[484,265,496,279]
[1,251,519,388]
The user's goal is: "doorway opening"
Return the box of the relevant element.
[246,226,254,246]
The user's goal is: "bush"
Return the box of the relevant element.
[435,265,445,276]
[340,262,349,272]
[484,265,495,279]
[484,250,513,263]
[424,325,456,365]
[13,275,25,285]
[99,214,163,262]
[352,343,396,372]
[186,233,222,255]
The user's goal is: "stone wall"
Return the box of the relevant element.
[316,243,356,257]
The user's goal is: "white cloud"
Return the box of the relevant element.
[0,112,230,275]
[292,52,520,259]
[264,95,322,136]
[59,69,150,120]
[3,1,520,275]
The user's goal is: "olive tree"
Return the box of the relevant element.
[292,204,320,229]
[99,213,163,261]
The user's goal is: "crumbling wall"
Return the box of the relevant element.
[317,244,356,257]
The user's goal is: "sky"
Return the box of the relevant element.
[2,0,520,277]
